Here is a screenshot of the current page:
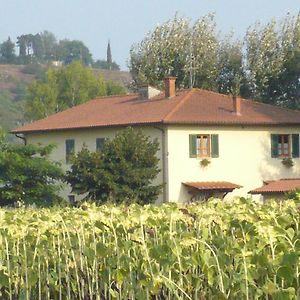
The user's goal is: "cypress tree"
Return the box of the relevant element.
[107,40,112,70]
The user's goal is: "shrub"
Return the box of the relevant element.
[66,127,162,204]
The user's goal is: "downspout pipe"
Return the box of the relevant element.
[15,134,27,145]
[153,126,168,203]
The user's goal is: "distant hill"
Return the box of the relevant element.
[0,64,131,132]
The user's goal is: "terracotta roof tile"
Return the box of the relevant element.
[12,89,300,133]
[183,181,242,191]
[249,178,300,194]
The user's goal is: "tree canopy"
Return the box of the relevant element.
[65,127,162,204]
[0,37,16,63]
[0,134,64,206]
[0,31,121,69]
[25,61,126,120]
[130,13,300,108]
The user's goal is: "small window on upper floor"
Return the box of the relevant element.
[271,134,299,158]
[96,138,105,152]
[189,134,219,158]
[66,139,75,163]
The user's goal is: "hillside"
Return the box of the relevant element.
[0,64,131,132]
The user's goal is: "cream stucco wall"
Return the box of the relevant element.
[167,125,300,203]
[25,126,166,203]
[24,124,300,204]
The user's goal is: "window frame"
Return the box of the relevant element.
[277,134,290,158]
[96,138,105,152]
[196,134,211,158]
[271,133,300,159]
[65,139,75,164]
[189,134,219,158]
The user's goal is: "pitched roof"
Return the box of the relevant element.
[12,89,300,133]
[249,178,300,194]
[183,181,242,191]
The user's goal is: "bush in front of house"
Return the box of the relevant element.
[65,127,162,204]
[0,132,64,206]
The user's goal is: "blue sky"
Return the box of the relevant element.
[0,0,299,70]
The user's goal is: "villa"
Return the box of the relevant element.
[12,77,300,202]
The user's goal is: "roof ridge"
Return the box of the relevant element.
[192,88,229,98]
[91,93,137,100]
[194,88,300,114]
[162,89,195,122]
[244,98,300,113]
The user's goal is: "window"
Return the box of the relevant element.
[96,138,105,152]
[196,135,210,157]
[271,134,299,158]
[65,139,75,163]
[278,135,289,157]
[189,134,219,158]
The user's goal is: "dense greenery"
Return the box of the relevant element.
[0,198,299,299]
[0,31,120,69]
[130,13,300,108]
[66,127,162,204]
[0,90,25,132]
[25,61,126,120]
[0,134,64,206]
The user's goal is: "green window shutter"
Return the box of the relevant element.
[211,134,219,158]
[96,138,105,152]
[292,134,299,158]
[271,134,279,158]
[189,135,197,158]
[66,139,75,163]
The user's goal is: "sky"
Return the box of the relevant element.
[0,0,299,70]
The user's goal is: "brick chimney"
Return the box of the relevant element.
[233,95,241,115]
[164,77,176,98]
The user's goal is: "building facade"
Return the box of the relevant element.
[13,78,300,202]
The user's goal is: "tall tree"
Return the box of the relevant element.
[130,15,191,88]
[32,33,44,60]
[0,37,16,63]
[130,14,223,90]
[217,37,245,96]
[40,31,57,61]
[244,20,285,104]
[107,40,112,69]
[275,13,300,108]
[56,39,93,66]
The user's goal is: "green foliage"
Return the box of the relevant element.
[0,135,64,206]
[107,40,112,65]
[130,14,243,92]
[130,13,300,108]
[40,30,57,61]
[0,198,300,299]
[21,63,47,78]
[10,81,29,102]
[0,37,16,64]
[66,127,162,204]
[56,39,93,66]
[93,59,120,70]
[25,61,125,120]
[105,80,126,95]
[0,90,25,131]
[4,31,122,68]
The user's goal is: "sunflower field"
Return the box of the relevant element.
[0,198,299,299]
